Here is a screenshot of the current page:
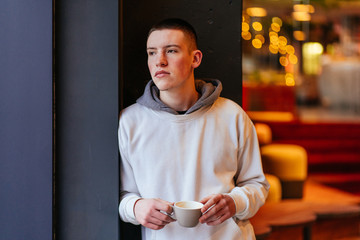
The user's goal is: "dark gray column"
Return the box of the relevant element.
[54,0,119,239]
[0,0,52,239]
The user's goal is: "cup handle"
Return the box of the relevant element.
[170,205,176,220]
[160,206,176,220]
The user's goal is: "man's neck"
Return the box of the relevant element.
[159,87,199,112]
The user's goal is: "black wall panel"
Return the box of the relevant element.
[120,0,242,238]
[55,0,119,239]
[122,0,243,108]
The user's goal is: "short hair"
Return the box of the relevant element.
[148,18,198,50]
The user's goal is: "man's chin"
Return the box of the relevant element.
[153,80,172,91]
[157,86,170,92]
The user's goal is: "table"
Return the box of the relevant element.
[251,180,360,240]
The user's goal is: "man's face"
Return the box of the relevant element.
[146,29,201,92]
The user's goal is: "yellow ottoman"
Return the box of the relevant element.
[254,123,272,146]
[265,174,282,202]
[261,144,307,199]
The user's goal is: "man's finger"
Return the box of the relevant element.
[206,213,228,226]
[155,199,174,214]
[201,195,221,213]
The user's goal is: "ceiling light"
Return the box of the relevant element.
[292,12,311,21]
[246,7,267,17]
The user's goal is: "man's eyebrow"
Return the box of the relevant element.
[165,44,181,48]
[146,44,181,50]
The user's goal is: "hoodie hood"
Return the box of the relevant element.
[136,79,223,115]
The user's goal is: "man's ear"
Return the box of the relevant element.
[192,50,203,69]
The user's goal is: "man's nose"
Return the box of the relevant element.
[156,53,167,67]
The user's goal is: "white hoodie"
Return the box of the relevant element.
[118,79,269,240]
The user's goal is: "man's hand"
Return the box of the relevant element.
[134,198,175,230]
[199,194,236,226]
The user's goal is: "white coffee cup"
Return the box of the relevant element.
[173,201,204,228]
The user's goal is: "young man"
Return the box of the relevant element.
[118,18,269,239]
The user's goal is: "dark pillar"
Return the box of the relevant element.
[0,0,52,239]
[55,0,119,239]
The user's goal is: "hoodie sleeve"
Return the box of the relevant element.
[228,112,269,220]
[118,118,141,225]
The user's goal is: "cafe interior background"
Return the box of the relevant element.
[240,1,360,238]
[242,0,360,120]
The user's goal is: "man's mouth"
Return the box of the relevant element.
[155,70,170,77]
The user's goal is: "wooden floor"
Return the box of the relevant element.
[251,180,360,240]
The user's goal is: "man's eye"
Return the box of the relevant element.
[167,49,177,53]
[148,51,155,56]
